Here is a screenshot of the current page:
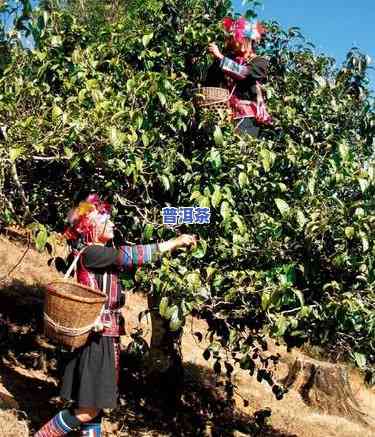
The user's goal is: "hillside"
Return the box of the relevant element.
[0,233,374,437]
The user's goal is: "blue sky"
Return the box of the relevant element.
[233,0,375,88]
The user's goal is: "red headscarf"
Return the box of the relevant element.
[64,194,112,244]
[222,17,267,44]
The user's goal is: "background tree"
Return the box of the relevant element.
[0,0,374,413]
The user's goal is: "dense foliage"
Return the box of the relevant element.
[0,0,374,394]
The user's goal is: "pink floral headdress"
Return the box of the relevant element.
[222,17,267,44]
[64,194,112,243]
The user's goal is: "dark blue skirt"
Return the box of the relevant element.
[236,117,260,138]
[60,334,119,409]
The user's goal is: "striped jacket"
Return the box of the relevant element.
[75,243,159,336]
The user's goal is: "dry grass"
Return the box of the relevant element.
[0,409,29,437]
[0,234,63,286]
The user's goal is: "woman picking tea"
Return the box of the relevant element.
[35,194,197,436]
[205,17,272,137]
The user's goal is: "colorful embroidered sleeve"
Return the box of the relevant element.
[220,57,252,80]
[82,244,159,271]
[220,56,268,81]
[116,243,159,271]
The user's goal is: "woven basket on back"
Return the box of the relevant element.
[194,87,230,119]
[194,87,229,105]
[44,280,106,350]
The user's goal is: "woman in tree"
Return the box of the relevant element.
[35,194,197,437]
[206,17,272,138]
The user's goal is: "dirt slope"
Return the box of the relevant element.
[0,234,374,437]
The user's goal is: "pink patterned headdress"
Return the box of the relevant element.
[222,17,267,43]
[64,194,112,243]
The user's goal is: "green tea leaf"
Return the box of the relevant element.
[359,231,369,252]
[199,196,211,208]
[52,105,63,123]
[233,215,246,234]
[35,227,48,252]
[50,35,62,47]
[261,292,270,311]
[144,224,153,240]
[358,178,369,193]
[142,33,154,47]
[9,148,23,162]
[191,240,207,259]
[165,304,178,320]
[339,142,349,161]
[126,78,136,93]
[170,312,182,331]
[108,126,124,149]
[186,272,201,288]
[209,149,222,170]
[238,172,249,188]
[296,210,307,228]
[142,132,150,147]
[220,201,231,220]
[344,226,355,239]
[275,316,288,336]
[190,191,201,201]
[308,176,316,195]
[159,297,169,317]
[157,92,166,106]
[260,149,275,172]
[275,198,290,217]
[211,189,222,207]
[213,126,223,146]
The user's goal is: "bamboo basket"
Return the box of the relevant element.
[194,87,230,119]
[194,87,230,105]
[44,280,106,350]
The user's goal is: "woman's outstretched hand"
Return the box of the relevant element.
[208,43,224,60]
[176,234,198,249]
[158,234,198,253]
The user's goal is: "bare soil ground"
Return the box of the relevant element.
[0,234,374,437]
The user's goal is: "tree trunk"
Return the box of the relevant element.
[146,294,184,414]
[280,357,369,425]
[9,162,30,219]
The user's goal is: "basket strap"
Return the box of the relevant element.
[228,84,237,100]
[102,272,107,293]
[255,81,264,104]
[44,312,95,337]
[64,248,85,280]
[91,273,109,332]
